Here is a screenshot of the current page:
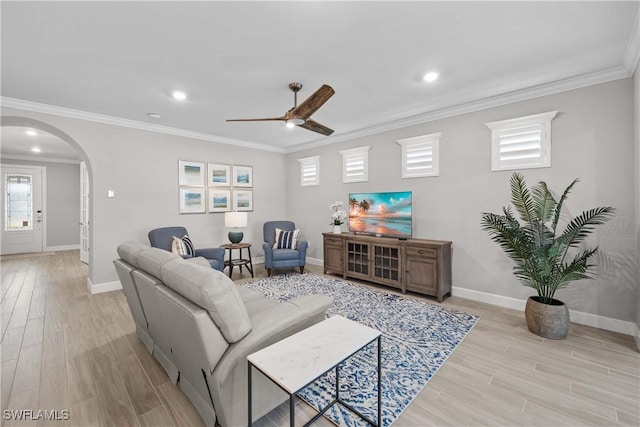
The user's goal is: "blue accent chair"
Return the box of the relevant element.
[262,221,307,276]
[148,226,225,272]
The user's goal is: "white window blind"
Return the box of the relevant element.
[486,111,557,171]
[339,146,371,183]
[397,132,441,178]
[297,155,319,186]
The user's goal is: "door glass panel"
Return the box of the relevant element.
[5,174,33,231]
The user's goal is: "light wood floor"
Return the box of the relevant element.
[1,250,638,426]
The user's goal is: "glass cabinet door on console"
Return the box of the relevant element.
[372,243,402,289]
[346,240,370,280]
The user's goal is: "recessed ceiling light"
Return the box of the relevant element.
[147,113,162,119]
[31,147,41,153]
[423,71,440,83]
[172,91,187,101]
[26,130,37,136]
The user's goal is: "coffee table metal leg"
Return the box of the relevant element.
[290,394,295,427]
[248,246,254,277]
[378,335,382,426]
[248,361,252,427]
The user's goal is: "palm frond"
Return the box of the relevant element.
[551,178,579,233]
[558,207,616,248]
[532,181,557,225]
[510,173,538,227]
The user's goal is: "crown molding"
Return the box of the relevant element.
[286,65,631,153]
[0,153,80,165]
[623,7,640,73]
[0,97,286,154]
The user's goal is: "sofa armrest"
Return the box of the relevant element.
[262,242,274,267]
[210,294,331,384]
[296,240,308,264]
[194,247,225,265]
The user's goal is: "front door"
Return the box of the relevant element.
[1,165,44,255]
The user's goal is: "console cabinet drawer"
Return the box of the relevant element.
[405,246,437,258]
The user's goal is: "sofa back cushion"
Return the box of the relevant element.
[137,247,180,278]
[161,259,251,343]
[117,241,150,268]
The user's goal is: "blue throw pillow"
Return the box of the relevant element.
[273,228,299,250]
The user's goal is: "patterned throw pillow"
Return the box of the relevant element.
[171,235,194,258]
[273,228,299,250]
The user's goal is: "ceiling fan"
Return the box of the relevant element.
[226,82,335,136]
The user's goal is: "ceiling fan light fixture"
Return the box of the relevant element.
[171,90,187,101]
[286,118,305,126]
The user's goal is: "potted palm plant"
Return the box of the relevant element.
[481,173,614,339]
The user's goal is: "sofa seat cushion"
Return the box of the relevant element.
[161,259,252,343]
[272,249,300,261]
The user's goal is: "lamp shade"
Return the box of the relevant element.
[225,211,247,228]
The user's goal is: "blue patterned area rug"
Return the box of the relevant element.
[243,273,479,426]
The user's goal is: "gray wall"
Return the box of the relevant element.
[286,78,637,324]
[1,159,80,247]
[0,109,287,286]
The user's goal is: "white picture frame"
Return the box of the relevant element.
[208,189,231,213]
[232,189,253,211]
[179,187,206,214]
[233,165,253,187]
[179,160,205,187]
[208,163,231,187]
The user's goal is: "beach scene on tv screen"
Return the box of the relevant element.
[349,191,412,237]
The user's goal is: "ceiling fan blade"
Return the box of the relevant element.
[291,84,335,120]
[226,116,286,122]
[299,119,334,136]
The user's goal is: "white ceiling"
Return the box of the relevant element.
[0,126,81,163]
[1,1,638,157]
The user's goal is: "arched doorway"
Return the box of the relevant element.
[1,117,93,268]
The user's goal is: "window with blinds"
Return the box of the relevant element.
[297,155,320,186]
[339,146,371,183]
[486,111,557,171]
[397,132,441,178]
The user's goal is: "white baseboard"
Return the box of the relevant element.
[87,277,122,295]
[306,257,323,267]
[635,325,640,352]
[453,286,637,336]
[46,244,80,252]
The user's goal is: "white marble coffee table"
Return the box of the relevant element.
[247,315,382,427]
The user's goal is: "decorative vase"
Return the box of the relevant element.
[332,225,342,234]
[524,296,570,340]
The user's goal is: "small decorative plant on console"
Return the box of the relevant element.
[481,173,614,339]
[330,201,348,233]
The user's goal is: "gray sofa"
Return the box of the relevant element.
[113,241,331,427]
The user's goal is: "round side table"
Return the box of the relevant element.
[219,243,254,278]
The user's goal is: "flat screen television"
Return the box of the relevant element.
[348,191,412,238]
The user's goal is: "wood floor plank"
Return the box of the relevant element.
[2,327,25,362]
[156,383,205,427]
[66,354,96,405]
[2,359,18,412]
[21,317,45,348]
[4,388,38,427]
[138,405,174,427]
[119,352,162,415]
[11,343,42,395]
[88,348,139,427]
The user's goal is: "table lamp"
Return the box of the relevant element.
[225,211,247,244]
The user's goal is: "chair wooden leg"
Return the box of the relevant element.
[267,268,272,277]
[300,266,304,274]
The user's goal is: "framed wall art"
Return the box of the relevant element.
[208,163,231,187]
[179,187,206,214]
[208,189,231,213]
[232,189,253,211]
[179,160,205,187]
[233,165,253,187]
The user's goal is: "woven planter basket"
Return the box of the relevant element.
[525,296,570,340]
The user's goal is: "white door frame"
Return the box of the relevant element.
[80,161,89,264]
[1,163,47,254]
